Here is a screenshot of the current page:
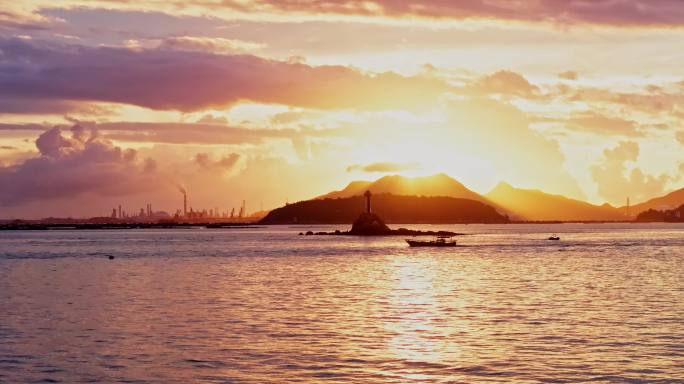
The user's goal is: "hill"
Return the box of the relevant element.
[635,204,684,222]
[318,173,496,206]
[259,194,509,224]
[318,180,373,199]
[486,182,626,221]
[627,187,684,217]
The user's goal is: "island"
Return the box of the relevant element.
[260,190,509,236]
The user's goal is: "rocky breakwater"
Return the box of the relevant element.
[299,212,459,237]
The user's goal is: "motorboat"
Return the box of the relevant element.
[548,235,560,241]
[406,235,457,247]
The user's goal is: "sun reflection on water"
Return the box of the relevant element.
[384,255,462,377]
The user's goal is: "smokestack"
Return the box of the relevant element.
[176,184,188,219]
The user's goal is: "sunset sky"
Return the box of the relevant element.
[2,0,684,218]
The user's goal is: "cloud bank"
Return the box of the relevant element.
[591,141,670,205]
[0,38,448,113]
[220,0,684,27]
[0,125,159,206]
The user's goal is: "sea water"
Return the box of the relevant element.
[1,224,683,383]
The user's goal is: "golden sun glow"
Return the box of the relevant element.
[2,1,684,218]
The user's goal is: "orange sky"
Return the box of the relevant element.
[2,1,684,218]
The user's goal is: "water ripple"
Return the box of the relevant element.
[1,224,683,382]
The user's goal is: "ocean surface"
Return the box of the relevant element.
[0,223,683,383]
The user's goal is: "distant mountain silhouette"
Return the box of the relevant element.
[259,193,509,224]
[486,182,626,221]
[626,187,684,217]
[322,175,684,221]
[319,173,498,207]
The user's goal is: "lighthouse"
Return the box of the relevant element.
[364,190,372,213]
[350,189,390,235]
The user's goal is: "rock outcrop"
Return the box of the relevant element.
[349,212,390,235]
[299,212,459,237]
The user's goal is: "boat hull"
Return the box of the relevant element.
[406,239,457,247]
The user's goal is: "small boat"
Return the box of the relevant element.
[406,235,457,247]
[548,235,560,241]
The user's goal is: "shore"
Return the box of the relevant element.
[0,222,261,230]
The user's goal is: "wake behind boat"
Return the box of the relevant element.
[406,235,457,247]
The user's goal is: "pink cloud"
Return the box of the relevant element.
[0,38,449,113]
[0,125,159,206]
[232,0,684,27]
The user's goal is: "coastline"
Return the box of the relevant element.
[0,220,650,230]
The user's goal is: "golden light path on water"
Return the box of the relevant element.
[387,257,449,368]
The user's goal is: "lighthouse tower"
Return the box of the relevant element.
[364,190,372,213]
[350,189,389,235]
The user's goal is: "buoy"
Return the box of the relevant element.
[108,255,115,260]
